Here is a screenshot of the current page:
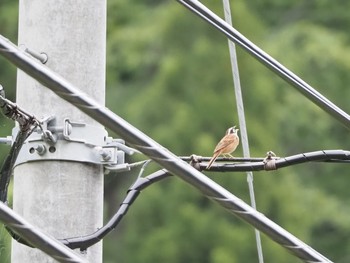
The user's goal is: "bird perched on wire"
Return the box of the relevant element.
[206,126,240,169]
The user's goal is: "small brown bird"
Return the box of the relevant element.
[206,126,240,169]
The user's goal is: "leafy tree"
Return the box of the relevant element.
[0,0,350,262]
[104,0,350,262]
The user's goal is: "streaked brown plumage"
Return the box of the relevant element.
[206,126,239,169]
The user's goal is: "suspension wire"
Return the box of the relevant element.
[189,149,350,171]
[176,0,350,131]
[3,158,152,248]
[60,148,350,250]
[0,35,332,262]
[137,159,152,179]
[60,169,171,250]
[221,1,264,261]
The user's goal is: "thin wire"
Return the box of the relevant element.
[128,160,151,169]
[137,160,152,179]
[176,0,350,131]
[0,202,86,262]
[221,1,264,262]
[60,169,171,250]
[196,149,350,171]
[0,34,332,262]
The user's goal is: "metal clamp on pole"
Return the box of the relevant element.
[13,116,129,172]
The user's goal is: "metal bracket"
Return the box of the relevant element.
[0,136,12,145]
[19,44,48,64]
[9,117,128,173]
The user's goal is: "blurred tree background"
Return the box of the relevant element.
[1,0,350,262]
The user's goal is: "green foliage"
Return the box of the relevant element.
[244,0,350,33]
[1,0,350,262]
[104,0,350,262]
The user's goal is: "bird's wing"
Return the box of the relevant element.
[213,135,237,153]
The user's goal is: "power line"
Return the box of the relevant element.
[60,169,170,250]
[176,0,350,130]
[2,144,346,252]
[189,150,350,171]
[0,35,332,262]
[59,148,350,251]
[0,201,86,263]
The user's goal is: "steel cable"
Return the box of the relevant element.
[176,0,350,130]
[0,35,332,262]
[60,150,349,251]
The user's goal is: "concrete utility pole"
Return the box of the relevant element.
[12,1,106,262]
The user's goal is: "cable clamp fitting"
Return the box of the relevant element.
[189,154,202,170]
[263,151,278,171]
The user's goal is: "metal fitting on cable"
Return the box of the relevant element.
[189,154,202,170]
[263,151,277,171]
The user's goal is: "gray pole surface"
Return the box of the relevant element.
[12,1,106,262]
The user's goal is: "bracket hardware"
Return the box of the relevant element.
[8,117,129,172]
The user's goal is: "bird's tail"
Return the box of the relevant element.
[206,153,220,169]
